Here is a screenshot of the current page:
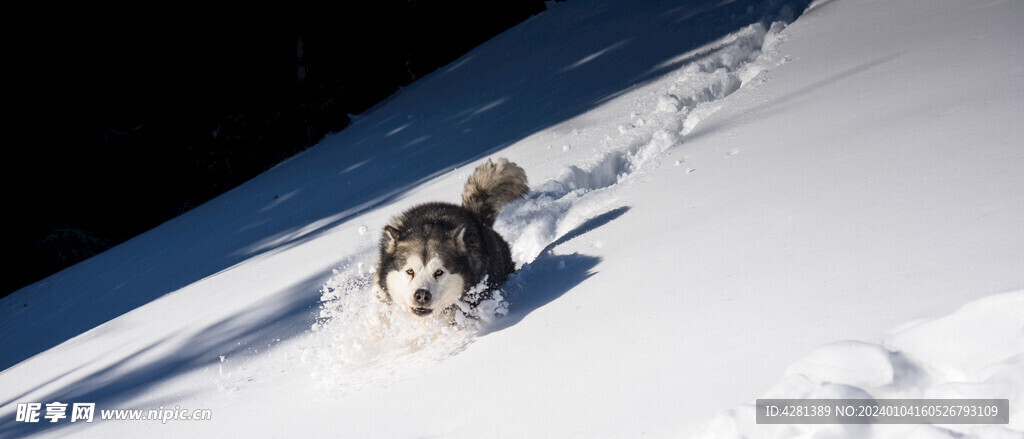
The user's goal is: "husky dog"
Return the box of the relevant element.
[374,158,528,318]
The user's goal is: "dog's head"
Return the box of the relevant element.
[377,222,478,317]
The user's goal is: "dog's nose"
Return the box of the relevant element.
[414,289,431,305]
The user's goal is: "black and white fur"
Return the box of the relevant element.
[374,158,528,318]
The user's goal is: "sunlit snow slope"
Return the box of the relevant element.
[1,0,1022,438]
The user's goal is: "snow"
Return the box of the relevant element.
[784,341,897,389]
[695,291,1024,439]
[2,0,1023,437]
[887,292,1024,385]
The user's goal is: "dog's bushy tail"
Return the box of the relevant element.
[462,158,528,227]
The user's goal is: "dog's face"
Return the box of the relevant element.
[379,225,473,317]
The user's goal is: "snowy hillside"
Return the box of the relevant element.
[2,0,1023,438]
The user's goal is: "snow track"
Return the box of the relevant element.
[499,20,790,266]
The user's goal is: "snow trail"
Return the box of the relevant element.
[497,20,791,265]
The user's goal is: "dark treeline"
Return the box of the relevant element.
[5,1,547,297]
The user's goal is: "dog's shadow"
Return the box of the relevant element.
[483,206,629,334]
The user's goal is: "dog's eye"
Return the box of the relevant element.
[406,269,414,276]
[434,269,444,278]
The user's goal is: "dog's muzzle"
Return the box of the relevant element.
[412,289,432,316]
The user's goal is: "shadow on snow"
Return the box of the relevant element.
[485,206,631,334]
[0,268,327,438]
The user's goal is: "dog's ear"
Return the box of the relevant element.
[383,225,400,254]
[451,225,479,253]
[451,225,467,253]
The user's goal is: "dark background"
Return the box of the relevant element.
[4,1,547,298]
